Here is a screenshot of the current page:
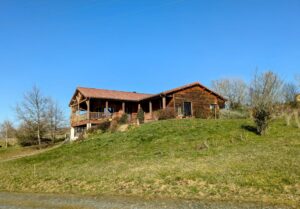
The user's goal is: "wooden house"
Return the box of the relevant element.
[69,82,226,140]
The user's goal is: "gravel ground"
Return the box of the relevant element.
[0,192,292,209]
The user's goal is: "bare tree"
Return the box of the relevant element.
[15,86,48,148]
[282,82,298,105]
[0,120,15,148]
[211,78,248,109]
[47,98,65,142]
[250,71,283,135]
[296,75,300,84]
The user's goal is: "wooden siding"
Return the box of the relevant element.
[166,86,221,118]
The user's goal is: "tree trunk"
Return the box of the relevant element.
[5,125,8,149]
[37,126,41,149]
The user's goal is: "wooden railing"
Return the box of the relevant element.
[89,112,107,120]
[71,111,154,124]
[71,112,109,123]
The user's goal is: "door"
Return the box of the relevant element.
[183,102,192,116]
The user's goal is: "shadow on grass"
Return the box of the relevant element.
[241,125,258,135]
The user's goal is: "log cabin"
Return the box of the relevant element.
[69,82,226,140]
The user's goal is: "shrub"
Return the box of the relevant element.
[250,71,283,135]
[119,113,128,124]
[157,108,176,120]
[194,108,210,119]
[85,120,111,136]
[96,120,111,132]
[110,119,119,132]
[252,107,272,135]
[15,124,41,146]
[86,126,100,135]
[137,109,145,124]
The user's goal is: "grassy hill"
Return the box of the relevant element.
[0,119,299,207]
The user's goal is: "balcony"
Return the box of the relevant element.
[71,112,110,126]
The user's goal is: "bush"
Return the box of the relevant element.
[137,109,145,124]
[252,107,272,135]
[157,108,176,120]
[118,113,128,124]
[194,108,210,119]
[98,120,111,131]
[110,119,119,132]
[15,124,43,146]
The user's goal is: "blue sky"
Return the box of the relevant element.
[0,0,299,123]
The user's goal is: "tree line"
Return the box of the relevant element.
[1,71,299,148]
[211,71,300,135]
[0,86,66,148]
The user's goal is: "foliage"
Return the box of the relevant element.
[118,113,128,124]
[15,122,46,146]
[250,71,283,135]
[96,120,111,132]
[0,119,299,207]
[252,107,272,135]
[137,109,144,124]
[157,108,176,120]
[110,119,119,132]
[194,107,210,119]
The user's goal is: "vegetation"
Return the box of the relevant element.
[250,71,283,135]
[0,120,16,148]
[0,119,299,207]
[219,109,250,119]
[119,113,128,124]
[137,109,144,124]
[211,78,248,109]
[194,107,211,119]
[15,86,66,147]
[156,108,176,120]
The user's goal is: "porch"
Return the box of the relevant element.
[70,98,165,127]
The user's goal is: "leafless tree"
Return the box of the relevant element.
[250,71,283,135]
[15,86,48,148]
[0,120,15,148]
[211,78,248,109]
[296,75,300,88]
[47,98,65,142]
[282,82,298,105]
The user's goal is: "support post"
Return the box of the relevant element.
[87,123,92,130]
[70,127,75,141]
[106,101,109,110]
[149,101,152,115]
[122,102,125,113]
[162,97,166,109]
[86,99,90,120]
[138,103,141,110]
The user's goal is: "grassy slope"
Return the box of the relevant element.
[0,119,299,206]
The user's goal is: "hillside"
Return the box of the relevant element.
[0,119,299,207]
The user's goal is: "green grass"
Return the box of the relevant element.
[0,145,37,161]
[0,119,299,207]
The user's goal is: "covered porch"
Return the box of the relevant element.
[70,96,171,126]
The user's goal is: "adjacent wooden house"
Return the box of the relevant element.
[69,82,226,140]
